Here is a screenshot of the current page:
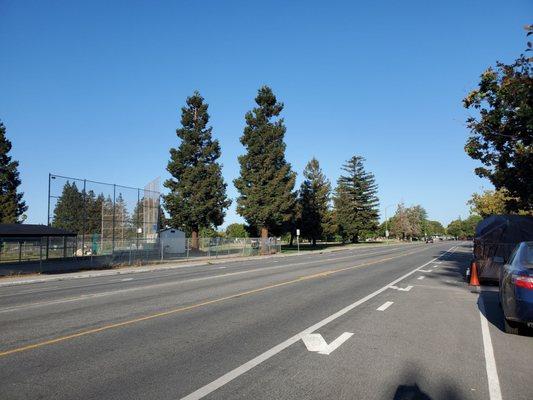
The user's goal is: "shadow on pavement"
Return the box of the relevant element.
[390,364,462,400]
[477,290,533,336]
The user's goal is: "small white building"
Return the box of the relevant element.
[158,228,186,254]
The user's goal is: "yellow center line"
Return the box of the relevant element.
[0,247,427,358]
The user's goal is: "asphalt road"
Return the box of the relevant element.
[0,242,531,399]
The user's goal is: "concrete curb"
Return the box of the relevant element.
[0,242,406,288]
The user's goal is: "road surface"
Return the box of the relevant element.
[0,242,531,399]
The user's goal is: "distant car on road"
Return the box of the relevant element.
[425,237,434,243]
[499,241,533,334]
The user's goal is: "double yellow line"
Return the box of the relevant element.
[0,246,427,358]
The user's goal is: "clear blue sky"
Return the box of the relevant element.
[1,0,531,227]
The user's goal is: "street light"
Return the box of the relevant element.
[383,204,395,241]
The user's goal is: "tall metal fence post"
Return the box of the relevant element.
[39,238,43,273]
[81,179,87,257]
[112,184,116,255]
[47,173,51,226]
[136,188,140,259]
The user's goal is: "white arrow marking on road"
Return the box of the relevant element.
[389,285,413,292]
[376,301,394,311]
[301,332,353,355]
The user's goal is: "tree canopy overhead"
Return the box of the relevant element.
[234,86,296,238]
[164,92,231,242]
[463,27,532,213]
[0,121,27,223]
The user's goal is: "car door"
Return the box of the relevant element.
[501,245,520,318]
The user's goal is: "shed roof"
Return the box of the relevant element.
[0,224,76,237]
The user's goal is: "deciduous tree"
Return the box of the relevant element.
[463,27,533,212]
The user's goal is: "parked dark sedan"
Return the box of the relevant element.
[499,241,533,334]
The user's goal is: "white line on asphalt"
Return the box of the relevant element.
[121,278,133,282]
[0,246,422,312]
[417,276,425,280]
[301,332,353,355]
[479,298,503,400]
[0,244,415,297]
[418,269,432,273]
[389,285,412,292]
[376,301,394,311]
[180,245,457,400]
[432,264,439,268]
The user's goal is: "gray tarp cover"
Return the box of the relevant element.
[473,215,533,280]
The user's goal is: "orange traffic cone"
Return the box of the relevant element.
[469,261,480,286]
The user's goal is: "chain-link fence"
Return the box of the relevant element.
[48,174,161,257]
[0,236,282,275]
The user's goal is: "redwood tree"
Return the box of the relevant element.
[234,86,296,239]
[164,92,231,248]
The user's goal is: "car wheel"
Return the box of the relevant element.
[504,318,520,335]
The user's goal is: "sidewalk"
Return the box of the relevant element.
[0,242,405,288]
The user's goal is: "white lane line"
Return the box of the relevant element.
[479,298,503,400]
[0,246,423,312]
[376,301,394,311]
[0,244,413,297]
[418,269,432,273]
[180,245,457,400]
[417,276,425,280]
[432,264,439,268]
[121,278,133,282]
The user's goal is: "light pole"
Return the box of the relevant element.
[384,204,395,242]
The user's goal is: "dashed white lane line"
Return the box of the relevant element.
[417,276,425,280]
[479,298,503,400]
[376,301,394,311]
[180,245,458,400]
[418,269,432,273]
[121,278,133,282]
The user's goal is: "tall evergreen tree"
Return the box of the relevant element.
[164,92,231,248]
[52,181,84,233]
[333,156,379,243]
[234,86,296,239]
[0,121,27,223]
[298,158,331,245]
[87,192,104,234]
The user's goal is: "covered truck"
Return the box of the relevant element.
[472,215,533,282]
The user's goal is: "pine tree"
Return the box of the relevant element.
[164,92,231,248]
[0,121,27,223]
[87,192,104,234]
[298,158,331,245]
[52,181,84,233]
[234,86,297,239]
[333,156,379,243]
